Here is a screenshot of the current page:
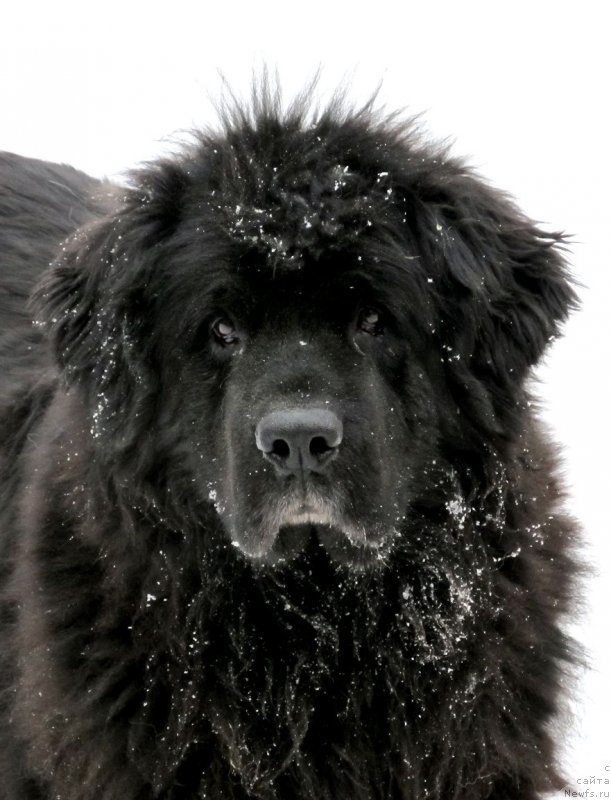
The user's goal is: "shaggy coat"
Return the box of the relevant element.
[0,92,578,800]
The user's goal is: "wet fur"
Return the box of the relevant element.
[0,91,579,799]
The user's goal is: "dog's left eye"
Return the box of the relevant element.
[212,317,240,346]
[358,308,384,336]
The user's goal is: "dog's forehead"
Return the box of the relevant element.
[203,149,397,273]
[233,257,362,317]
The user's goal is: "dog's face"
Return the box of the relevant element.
[37,102,575,571]
[166,251,441,566]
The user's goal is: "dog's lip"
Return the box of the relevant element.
[279,507,335,528]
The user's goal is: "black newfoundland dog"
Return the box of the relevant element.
[0,87,579,799]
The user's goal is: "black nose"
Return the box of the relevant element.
[255,408,343,475]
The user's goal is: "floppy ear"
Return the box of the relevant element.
[417,174,577,408]
[34,162,190,451]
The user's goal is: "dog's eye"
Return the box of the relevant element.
[212,317,240,346]
[358,308,384,336]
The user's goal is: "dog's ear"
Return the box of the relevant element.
[33,162,190,447]
[417,173,578,392]
[390,168,579,441]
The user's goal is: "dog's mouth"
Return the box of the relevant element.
[220,483,400,568]
[251,499,396,569]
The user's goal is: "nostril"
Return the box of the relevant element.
[310,436,333,457]
[271,439,290,459]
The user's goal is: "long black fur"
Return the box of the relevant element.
[0,88,579,799]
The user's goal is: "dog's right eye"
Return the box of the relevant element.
[357,308,384,336]
[211,317,240,346]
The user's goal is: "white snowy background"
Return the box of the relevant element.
[2,0,609,792]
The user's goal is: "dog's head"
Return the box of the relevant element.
[35,90,576,567]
